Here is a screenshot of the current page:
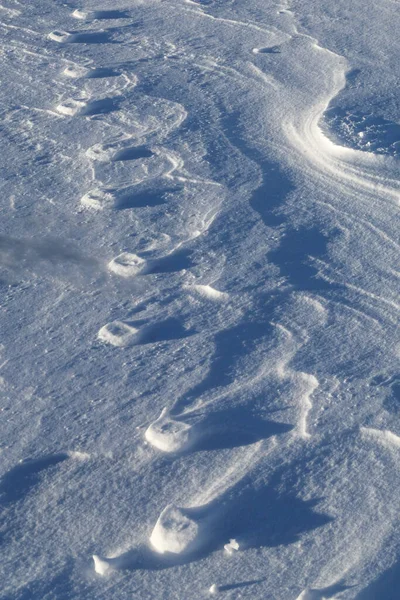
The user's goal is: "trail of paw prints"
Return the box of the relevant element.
[45,9,238,583]
[48,8,133,45]
[47,8,223,245]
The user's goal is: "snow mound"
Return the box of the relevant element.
[188,284,229,301]
[92,554,113,576]
[56,99,86,116]
[108,253,145,277]
[85,143,117,162]
[361,427,400,449]
[209,584,220,594]
[145,408,195,453]
[72,9,88,19]
[150,504,200,555]
[80,189,115,210]
[97,321,138,347]
[48,31,72,43]
[224,538,239,555]
[62,65,89,78]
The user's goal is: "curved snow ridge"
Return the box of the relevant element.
[281,43,400,208]
[361,427,400,450]
[180,3,283,39]
[274,324,319,440]
[184,283,229,302]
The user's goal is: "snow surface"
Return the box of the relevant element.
[0,0,399,598]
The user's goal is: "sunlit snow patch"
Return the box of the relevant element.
[63,64,90,78]
[86,142,118,162]
[72,9,88,19]
[56,98,87,116]
[361,427,400,449]
[223,538,239,555]
[98,321,138,347]
[80,189,115,210]
[145,408,195,453]
[68,451,90,461]
[150,504,200,555]
[92,554,113,576]
[48,30,72,43]
[209,584,220,595]
[108,253,145,277]
[187,284,229,302]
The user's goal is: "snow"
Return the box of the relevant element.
[108,252,145,277]
[209,583,220,595]
[1,0,399,597]
[150,504,201,555]
[80,188,116,210]
[223,538,239,555]
[97,321,138,347]
[92,554,113,576]
[145,407,196,453]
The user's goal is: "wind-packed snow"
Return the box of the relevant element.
[0,0,399,598]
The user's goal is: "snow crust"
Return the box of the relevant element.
[145,408,195,453]
[97,321,138,347]
[108,253,145,277]
[150,504,200,555]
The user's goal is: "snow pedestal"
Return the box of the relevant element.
[56,99,86,116]
[209,584,220,594]
[108,253,145,277]
[92,555,113,576]
[145,408,195,453]
[63,65,89,78]
[81,189,115,210]
[86,143,117,162]
[224,539,239,555]
[98,321,138,347]
[72,9,88,19]
[150,504,200,555]
[48,31,72,43]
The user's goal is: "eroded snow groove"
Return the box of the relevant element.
[1,0,399,597]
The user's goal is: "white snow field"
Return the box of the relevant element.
[0,0,399,597]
